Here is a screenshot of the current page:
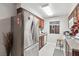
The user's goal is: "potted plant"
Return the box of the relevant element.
[3,32,13,56]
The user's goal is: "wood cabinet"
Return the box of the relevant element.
[68,4,78,20]
[65,41,72,56]
[39,35,44,50]
[36,16,44,29]
[65,40,79,56]
[39,19,44,28]
[72,49,79,56]
[77,4,79,21]
[68,4,79,36]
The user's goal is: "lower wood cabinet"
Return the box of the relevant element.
[72,49,79,56]
[65,40,79,56]
[39,35,44,50]
[65,41,72,56]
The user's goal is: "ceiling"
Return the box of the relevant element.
[22,3,77,18]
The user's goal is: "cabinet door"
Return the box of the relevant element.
[65,41,72,56]
[65,41,68,56]
[41,36,44,47]
[68,46,72,56]
[39,36,44,50]
[73,9,77,18]
[39,36,42,49]
[77,4,79,21]
[72,49,79,56]
[39,19,44,28]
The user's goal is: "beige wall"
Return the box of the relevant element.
[0,3,16,56]
[0,4,16,20]
[0,18,11,55]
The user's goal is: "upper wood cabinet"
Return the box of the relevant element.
[68,4,79,36]
[73,9,77,18]
[68,4,79,21]
[39,19,44,28]
[77,4,79,21]
[36,16,44,29]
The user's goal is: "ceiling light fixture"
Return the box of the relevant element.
[41,4,53,16]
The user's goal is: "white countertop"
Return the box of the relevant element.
[39,33,47,36]
[66,38,79,50]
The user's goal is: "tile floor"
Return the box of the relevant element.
[39,42,65,56]
[39,43,56,56]
[53,48,64,56]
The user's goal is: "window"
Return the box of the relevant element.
[50,21,60,34]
